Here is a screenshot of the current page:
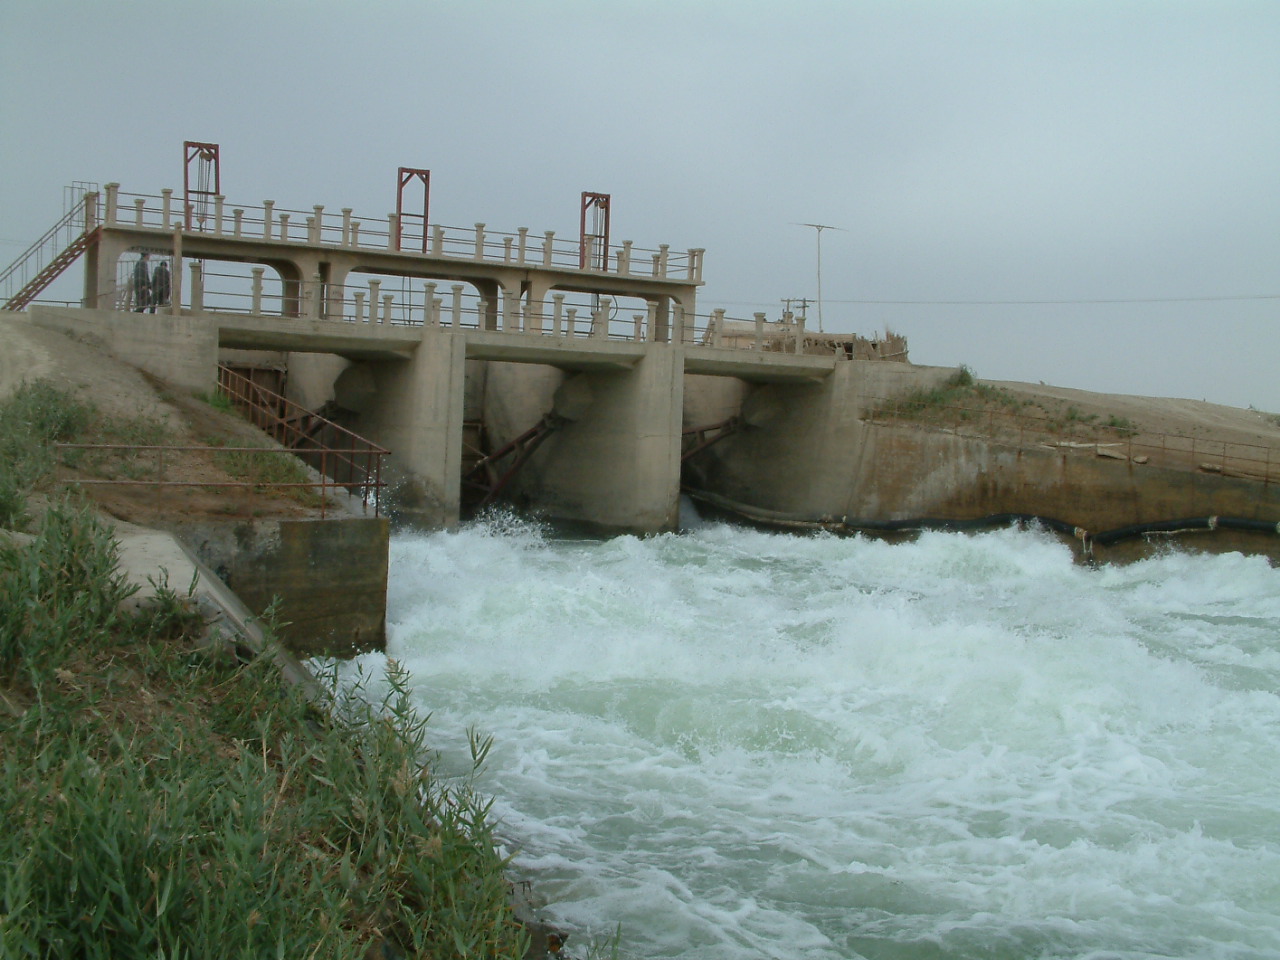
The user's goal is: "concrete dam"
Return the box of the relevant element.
[7,161,1280,564]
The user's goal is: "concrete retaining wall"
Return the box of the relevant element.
[173,517,389,659]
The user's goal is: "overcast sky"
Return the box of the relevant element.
[3,1,1277,410]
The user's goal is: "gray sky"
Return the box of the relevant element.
[3,0,1277,410]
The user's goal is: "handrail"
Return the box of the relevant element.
[1,191,96,307]
[108,188,703,283]
[216,365,388,514]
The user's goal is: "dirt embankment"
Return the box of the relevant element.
[0,314,330,527]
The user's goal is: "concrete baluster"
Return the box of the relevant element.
[104,183,120,224]
[354,291,366,323]
[566,307,578,337]
[674,304,687,344]
[688,248,705,282]
[432,225,445,256]
[594,299,611,339]
[658,244,670,279]
[312,206,324,244]
[233,210,245,239]
[305,217,315,245]
[134,198,146,228]
[424,283,438,326]
[432,297,443,327]
[314,274,326,320]
[646,302,658,342]
[794,315,806,354]
[754,312,766,351]
[388,214,399,251]
[583,236,596,271]
[189,262,203,312]
[473,223,486,260]
[517,227,529,265]
[476,299,488,328]
[170,225,183,317]
[651,252,661,276]
[279,213,290,242]
[501,292,517,331]
[262,200,274,240]
[161,189,172,229]
[251,267,264,315]
[214,195,225,235]
[382,293,393,324]
[633,314,644,341]
[527,296,543,335]
[368,280,381,323]
[83,192,98,232]
[712,308,726,348]
[542,230,555,267]
[341,208,353,246]
[619,240,633,275]
[552,293,565,336]
[503,236,514,264]
[450,284,463,328]
[349,222,360,247]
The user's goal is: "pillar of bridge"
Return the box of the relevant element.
[521,344,684,534]
[356,328,466,529]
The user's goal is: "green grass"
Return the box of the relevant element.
[0,501,531,958]
[0,382,537,958]
[869,367,1141,439]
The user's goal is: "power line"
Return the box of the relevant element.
[712,293,1280,309]
[823,294,1280,305]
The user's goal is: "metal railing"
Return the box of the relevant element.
[106,187,705,283]
[52,367,389,517]
[1,187,98,309]
[215,364,388,513]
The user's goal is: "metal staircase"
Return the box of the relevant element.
[1,184,100,311]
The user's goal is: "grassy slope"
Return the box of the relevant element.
[0,382,532,958]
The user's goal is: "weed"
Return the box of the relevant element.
[197,388,236,414]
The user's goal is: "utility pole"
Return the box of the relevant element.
[782,297,810,322]
[795,223,842,333]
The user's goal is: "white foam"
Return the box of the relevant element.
[382,520,1280,959]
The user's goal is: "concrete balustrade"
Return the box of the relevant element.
[368,280,382,323]
[233,210,244,239]
[341,208,353,246]
[279,213,290,241]
[473,223,486,260]
[542,231,555,267]
[312,206,324,244]
[214,196,225,235]
[517,227,529,265]
[552,294,565,336]
[388,214,399,251]
[354,291,366,323]
[161,189,173,229]
[754,312,766,350]
[263,200,275,239]
[134,198,146,227]
[619,241,632,275]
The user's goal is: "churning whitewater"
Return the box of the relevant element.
[352,513,1280,959]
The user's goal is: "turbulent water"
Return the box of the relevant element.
[349,510,1280,959]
